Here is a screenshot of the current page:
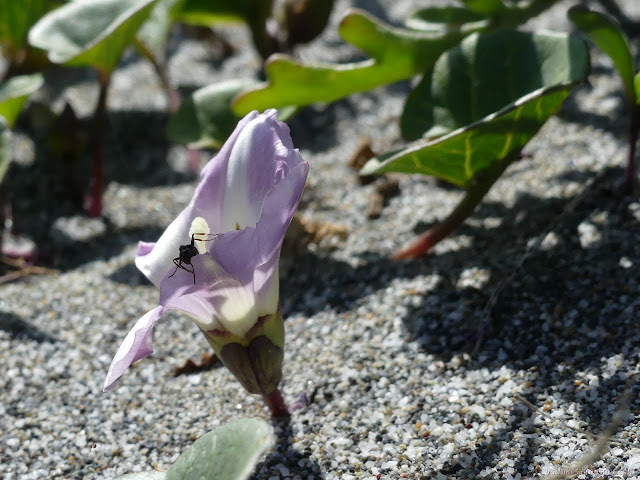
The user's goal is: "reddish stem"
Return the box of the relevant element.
[84,71,110,218]
[135,39,181,113]
[393,158,513,259]
[263,388,289,418]
[393,222,456,260]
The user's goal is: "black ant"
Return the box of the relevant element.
[169,232,218,284]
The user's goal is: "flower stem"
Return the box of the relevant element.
[393,156,514,259]
[263,388,289,418]
[84,70,110,218]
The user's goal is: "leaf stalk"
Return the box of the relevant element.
[85,70,111,218]
[393,155,514,259]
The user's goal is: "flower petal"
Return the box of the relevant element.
[253,161,309,312]
[160,255,258,337]
[221,110,300,232]
[135,111,261,287]
[256,159,308,263]
[103,306,165,392]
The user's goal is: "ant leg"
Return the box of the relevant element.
[169,258,192,279]
[168,258,181,278]
[191,232,219,246]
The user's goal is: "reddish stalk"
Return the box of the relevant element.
[393,158,513,259]
[135,39,181,113]
[263,388,289,418]
[84,70,110,218]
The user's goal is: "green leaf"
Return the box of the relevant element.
[136,0,185,62]
[168,79,298,148]
[569,5,636,103]
[0,116,10,185]
[635,72,640,105]
[460,0,503,16]
[405,7,489,33]
[0,0,49,55]
[0,73,44,128]
[499,0,561,27]
[177,0,275,58]
[362,85,576,187]
[401,29,589,140]
[167,79,258,149]
[28,0,158,74]
[166,418,274,480]
[232,8,473,115]
[177,0,270,25]
[115,473,166,480]
[285,0,336,46]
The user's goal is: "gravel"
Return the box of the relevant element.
[2,1,640,479]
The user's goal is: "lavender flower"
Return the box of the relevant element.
[103,110,308,415]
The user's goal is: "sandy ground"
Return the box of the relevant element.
[2,0,640,479]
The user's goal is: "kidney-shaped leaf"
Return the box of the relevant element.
[401,29,589,140]
[29,0,158,73]
[232,8,473,115]
[363,85,577,188]
[569,5,636,103]
[166,418,274,480]
[0,73,44,128]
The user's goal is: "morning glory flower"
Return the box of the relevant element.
[103,110,308,416]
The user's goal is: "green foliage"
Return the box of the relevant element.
[460,0,502,16]
[456,0,561,26]
[232,9,475,115]
[405,7,489,33]
[362,86,576,186]
[178,0,276,57]
[402,29,589,141]
[28,0,158,74]
[0,0,49,56]
[136,0,185,62]
[178,0,271,25]
[168,79,298,148]
[114,418,273,480]
[635,72,640,105]
[285,0,336,45]
[362,30,589,187]
[569,5,636,103]
[166,418,273,480]
[0,116,9,185]
[168,79,258,149]
[0,73,44,128]
[411,0,561,33]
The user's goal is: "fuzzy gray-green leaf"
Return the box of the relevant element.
[29,0,158,73]
[166,418,274,480]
